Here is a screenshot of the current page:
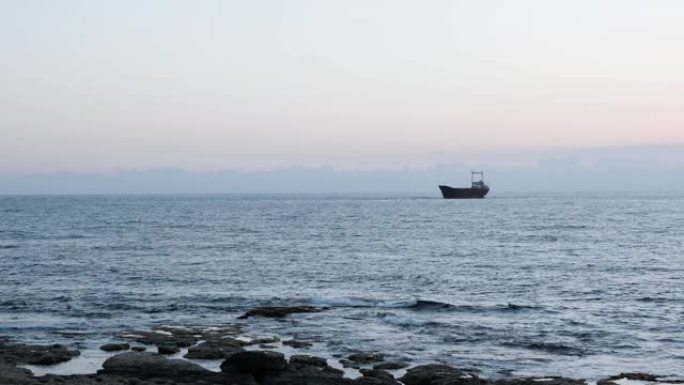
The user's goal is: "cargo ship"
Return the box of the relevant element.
[439,171,489,199]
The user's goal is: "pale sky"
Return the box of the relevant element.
[1,0,684,174]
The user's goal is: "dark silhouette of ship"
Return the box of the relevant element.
[439,171,489,199]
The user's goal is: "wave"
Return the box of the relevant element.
[0,299,30,310]
[636,296,681,303]
[377,312,441,327]
[304,297,544,314]
[306,296,383,308]
[406,299,457,311]
[502,341,585,356]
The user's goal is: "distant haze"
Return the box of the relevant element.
[1,144,683,194]
[1,1,684,189]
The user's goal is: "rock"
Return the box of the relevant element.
[400,364,481,385]
[260,361,352,385]
[323,366,346,377]
[99,343,130,352]
[0,360,34,385]
[284,354,347,381]
[607,373,658,381]
[183,338,245,359]
[221,350,288,373]
[248,337,281,345]
[131,346,146,352]
[238,306,323,319]
[356,369,400,385]
[0,342,80,366]
[283,339,313,349]
[261,372,353,385]
[373,362,409,370]
[339,359,360,369]
[290,355,328,368]
[117,325,243,351]
[347,353,385,364]
[360,369,396,381]
[157,344,180,355]
[100,352,212,377]
[495,377,586,385]
[118,329,198,348]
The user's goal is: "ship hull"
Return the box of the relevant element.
[439,185,489,199]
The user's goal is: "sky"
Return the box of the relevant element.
[1,1,684,183]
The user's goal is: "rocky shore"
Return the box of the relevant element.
[1,307,681,385]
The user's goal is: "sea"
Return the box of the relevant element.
[1,193,683,380]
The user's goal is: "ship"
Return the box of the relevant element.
[439,171,489,199]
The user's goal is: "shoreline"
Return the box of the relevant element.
[2,311,682,385]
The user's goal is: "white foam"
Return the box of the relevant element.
[614,379,675,385]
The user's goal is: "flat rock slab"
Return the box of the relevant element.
[495,377,587,385]
[360,369,397,382]
[184,338,245,359]
[99,343,130,352]
[261,372,354,385]
[597,373,660,385]
[118,325,243,349]
[290,355,328,368]
[400,364,481,385]
[221,350,288,373]
[238,306,324,319]
[99,352,212,378]
[347,353,385,365]
[283,339,313,348]
[0,342,80,366]
[158,344,181,354]
[0,371,256,385]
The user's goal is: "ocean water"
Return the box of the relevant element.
[1,193,683,380]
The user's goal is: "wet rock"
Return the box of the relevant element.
[117,325,243,352]
[0,342,80,366]
[283,339,313,349]
[598,373,659,385]
[238,306,323,319]
[100,352,211,377]
[373,362,409,370]
[360,369,396,381]
[290,355,328,368]
[248,337,281,345]
[0,360,34,385]
[118,330,198,349]
[495,377,586,385]
[400,364,481,385]
[99,343,130,352]
[157,344,180,355]
[283,355,346,381]
[356,369,400,385]
[183,338,245,359]
[339,359,360,369]
[613,373,658,381]
[260,362,352,385]
[323,366,346,377]
[262,372,353,385]
[131,346,146,352]
[347,353,385,364]
[221,350,288,373]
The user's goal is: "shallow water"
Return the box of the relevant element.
[1,193,683,380]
